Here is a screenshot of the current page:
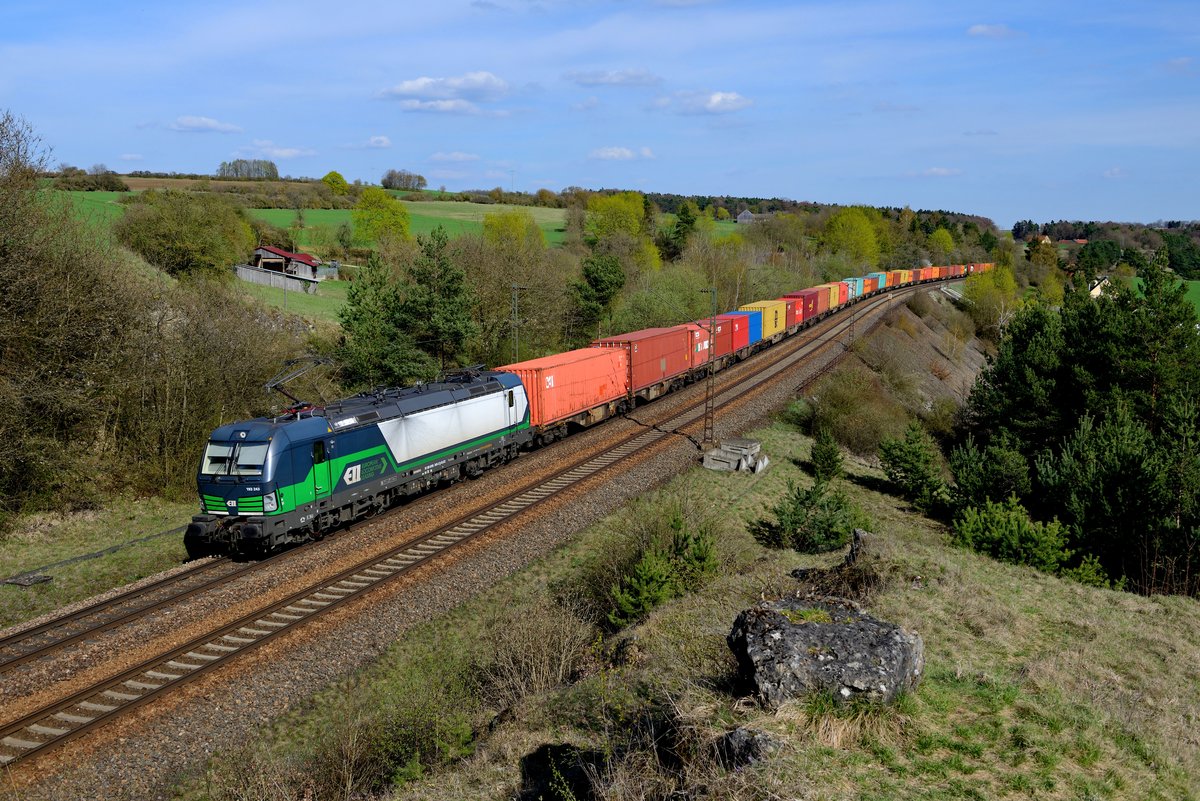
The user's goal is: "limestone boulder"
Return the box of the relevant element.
[728,595,922,707]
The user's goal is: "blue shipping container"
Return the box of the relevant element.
[841,277,864,298]
[727,310,763,345]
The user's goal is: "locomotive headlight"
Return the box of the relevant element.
[262,491,278,513]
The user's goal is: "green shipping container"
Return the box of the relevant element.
[739,299,787,338]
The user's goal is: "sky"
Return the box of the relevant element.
[1,0,1197,227]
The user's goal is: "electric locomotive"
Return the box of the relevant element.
[186,369,531,559]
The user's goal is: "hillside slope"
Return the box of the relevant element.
[184,295,1198,800]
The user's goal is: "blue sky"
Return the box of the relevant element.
[2,0,1197,227]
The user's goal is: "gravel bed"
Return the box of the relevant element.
[3,300,889,801]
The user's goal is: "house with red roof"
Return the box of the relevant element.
[253,246,321,279]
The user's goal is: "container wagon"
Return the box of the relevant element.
[592,326,693,402]
[497,348,629,443]
[740,300,787,341]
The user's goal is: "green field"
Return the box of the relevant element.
[63,190,128,228]
[59,190,567,246]
[239,278,350,324]
[246,201,567,245]
[1134,277,1200,312]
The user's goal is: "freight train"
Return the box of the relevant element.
[185,263,992,558]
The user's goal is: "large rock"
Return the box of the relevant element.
[728,595,923,707]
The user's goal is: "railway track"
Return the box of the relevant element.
[0,285,922,768]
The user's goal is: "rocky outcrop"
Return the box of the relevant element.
[728,595,923,707]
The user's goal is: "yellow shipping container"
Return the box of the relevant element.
[899,269,912,284]
[814,283,840,310]
[739,299,787,338]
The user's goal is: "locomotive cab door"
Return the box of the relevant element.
[312,439,332,501]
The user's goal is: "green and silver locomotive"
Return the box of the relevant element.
[186,370,531,559]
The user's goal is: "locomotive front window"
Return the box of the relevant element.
[201,441,269,476]
[201,443,234,475]
[231,443,269,476]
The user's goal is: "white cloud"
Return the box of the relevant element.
[118,153,143,161]
[1165,56,1194,74]
[588,146,654,160]
[1103,167,1126,179]
[658,90,752,115]
[169,115,241,133]
[571,96,600,112]
[565,69,661,87]
[397,99,483,114]
[967,23,1020,39]
[430,151,480,162]
[380,71,509,102]
[873,101,920,113]
[366,135,391,148]
[590,146,635,160]
[923,167,962,177]
[249,139,316,159]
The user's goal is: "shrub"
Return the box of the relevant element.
[810,426,844,482]
[949,434,1031,511]
[607,510,718,627]
[473,597,596,709]
[749,479,872,554]
[809,364,909,455]
[951,495,1071,573]
[879,422,949,514]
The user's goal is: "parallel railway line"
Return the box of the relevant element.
[0,284,923,768]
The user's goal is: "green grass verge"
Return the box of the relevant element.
[238,278,351,325]
[0,496,198,629]
[181,420,1199,799]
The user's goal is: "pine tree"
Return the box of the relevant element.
[401,225,478,369]
[810,427,844,483]
[337,253,436,387]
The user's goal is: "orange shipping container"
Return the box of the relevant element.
[498,347,629,427]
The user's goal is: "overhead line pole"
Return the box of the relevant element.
[702,287,718,449]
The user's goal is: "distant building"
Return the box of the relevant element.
[253,246,321,279]
[737,210,772,224]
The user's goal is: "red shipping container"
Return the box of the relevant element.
[834,282,849,305]
[497,347,628,427]
[716,312,750,352]
[689,316,736,359]
[784,289,826,322]
[776,298,799,328]
[592,326,693,392]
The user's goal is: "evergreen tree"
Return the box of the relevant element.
[336,253,436,387]
[401,225,478,369]
[810,426,844,483]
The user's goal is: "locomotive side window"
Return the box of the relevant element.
[508,390,514,407]
[313,441,326,465]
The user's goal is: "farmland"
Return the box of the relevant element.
[244,201,567,245]
[57,187,568,245]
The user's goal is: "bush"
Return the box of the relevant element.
[472,597,596,709]
[749,478,872,554]
[808,365,910,455]
[114,189,254,277]
[879,422,949,514]
[608,510,718,627]
[951,495,1071,573]
[949,434,1031,511]
[810,426,844,482]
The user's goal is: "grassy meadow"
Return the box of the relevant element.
[239,278,350,325]
[244,201,567,246]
